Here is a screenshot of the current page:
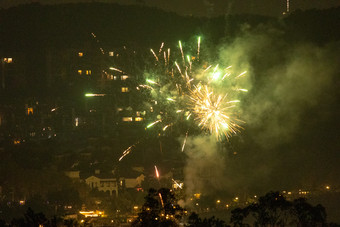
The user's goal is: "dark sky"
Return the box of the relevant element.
[1,0,340,16]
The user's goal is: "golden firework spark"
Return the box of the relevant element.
[188,84,244,139]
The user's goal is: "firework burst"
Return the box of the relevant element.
[143,37,247,141]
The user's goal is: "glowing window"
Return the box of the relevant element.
[117,108,123,112]
[121,87,129,92]
[136,111,141,117]
[86,70,92,75]
[122,117,133,122]
[78,70,82,75]
[27,107,33,115]
[121,75,129,80]
[4,58,13,63]
[114,76,118,80]
[135,117,143,121]
[109,51,114,56]
[78,52,83,57]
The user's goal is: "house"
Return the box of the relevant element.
[85,173,119,196]
[118,167,145,190]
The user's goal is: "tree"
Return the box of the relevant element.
[11,207,49,227]
[249,191,292,226]
[188,212,228,227]
[292,198,326,227]
[230,191,329,227]
[230,207,249,227]
[132,188,184,227]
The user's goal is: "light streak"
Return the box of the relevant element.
[154,165,160,179]
[147,120,161,128]
[85,93,106,97]
[158,193,164,208]
[181,131,188,152]
[172,179,183,189]
[179,41,185,65]
[197,36,201,60]
[109,67,123,73]
[151,49,159,62]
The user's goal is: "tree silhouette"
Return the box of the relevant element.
[11,207,49,227]
[292,198,326,227]
[230,191,328,227]
[132,188,184,227]
[188,212,227,227]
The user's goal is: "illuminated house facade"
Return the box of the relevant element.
[85,175,119,196]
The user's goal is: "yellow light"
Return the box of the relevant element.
[326,186,330,190]
[27,107,33,115]
[122,117,132,122]
[121,75,129,80]
[135,117,143,122]
[216,200,221,204]
[78,70,82,75]
[78,52,83,57]
[4,58,13,63]
[121,87,129,92]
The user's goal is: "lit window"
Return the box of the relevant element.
[27,107,33,115]
[86,70,92,75]
[121,87,129,92]
[109,51,114,56]
[4,58,13,63]
[117,108,123,112]
[78,70,82,75]
[121,75,129,80]
[78,52,83,57]
[75,118,79,127]
[111,75,114,80]
[122,117,133,122]
[135,117,143,122]
[114,76,118,80]
[136,111,141,117]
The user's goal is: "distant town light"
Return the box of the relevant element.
[78,52,83,57]
[3,58,13,63]
[121,87,129,92]
[326,185,330,190]
[26,107,33,115]
[122,117,133,122]
[121,75,129,80]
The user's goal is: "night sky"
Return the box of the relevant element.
[1,0,340,16]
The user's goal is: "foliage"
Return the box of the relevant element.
[132,188,185,227]
[188,212,228,227]
[230,191,328,227]
[10,207,49,227]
